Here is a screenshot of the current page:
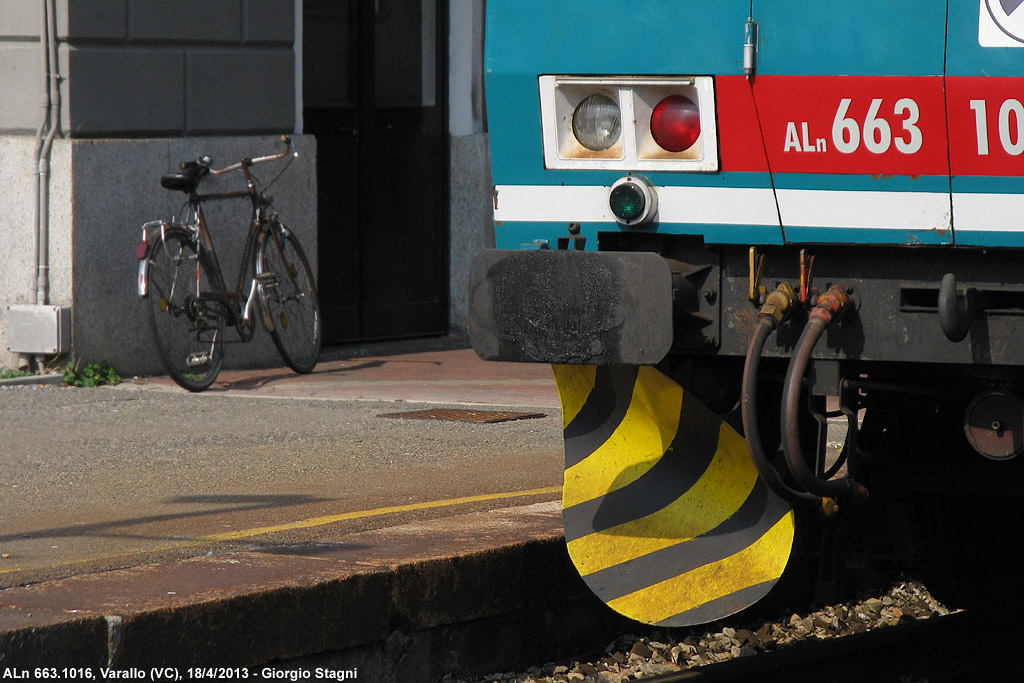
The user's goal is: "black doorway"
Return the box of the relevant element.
[304,0,449,344]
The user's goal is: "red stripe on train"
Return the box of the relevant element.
[717,75,1024,178]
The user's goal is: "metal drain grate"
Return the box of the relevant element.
[377,409,546,424]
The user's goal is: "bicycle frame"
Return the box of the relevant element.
[138,139,296,335]
[190,184,267,332]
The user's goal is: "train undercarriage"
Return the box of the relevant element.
[470,234,1024,625]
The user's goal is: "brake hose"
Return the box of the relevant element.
[742,283,829,511]
[780,285,870,502]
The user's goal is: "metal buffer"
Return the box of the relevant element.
[553,364,795,627]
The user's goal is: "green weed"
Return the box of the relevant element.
[63,361,122,387]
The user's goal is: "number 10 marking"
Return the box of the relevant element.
[970,99,1024,156]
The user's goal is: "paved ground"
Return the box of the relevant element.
[0,346,564,590]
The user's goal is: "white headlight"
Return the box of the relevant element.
[572,94,622,151]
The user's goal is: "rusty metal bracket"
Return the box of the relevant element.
[748,246,766,304]
[799,248,816,304]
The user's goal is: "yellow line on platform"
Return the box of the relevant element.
[200,486,562,542]
[0,487,562,576]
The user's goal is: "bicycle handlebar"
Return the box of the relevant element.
[182,136,297,175]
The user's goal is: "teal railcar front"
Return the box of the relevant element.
[472,1,1024,626]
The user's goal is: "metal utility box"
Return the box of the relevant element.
[6,305,71,354]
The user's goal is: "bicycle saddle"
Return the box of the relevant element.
[160,159,211,193]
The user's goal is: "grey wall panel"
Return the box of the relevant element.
[0,44,43,132]
[187,49,294,133]
[0,0,40,38]
[65,47,184,134]
[0,138,40,325]
[243,0,295,44]
[2,1,296,136]
[128,0,241,43]
[64,0,126,41]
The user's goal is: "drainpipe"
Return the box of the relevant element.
[20,0,54,370]
[22,0,60,371]
[37,0,59,309]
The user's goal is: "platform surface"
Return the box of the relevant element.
[0,346,570,666]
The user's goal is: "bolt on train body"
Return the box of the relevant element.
[469,1,1024,626]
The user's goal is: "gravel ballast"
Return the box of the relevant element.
[446,580,954,683]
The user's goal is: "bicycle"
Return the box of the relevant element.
[136,136,321,392]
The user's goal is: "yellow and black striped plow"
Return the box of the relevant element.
[554,364,795,627]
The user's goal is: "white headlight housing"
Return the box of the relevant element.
[540,75,718,172]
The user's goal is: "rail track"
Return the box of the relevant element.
[636,610,1011,682]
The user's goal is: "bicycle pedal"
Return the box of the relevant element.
[186,352,211,367]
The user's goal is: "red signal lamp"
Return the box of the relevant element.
[650,95,701,152]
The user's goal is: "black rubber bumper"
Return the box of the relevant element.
[469,249,673,365]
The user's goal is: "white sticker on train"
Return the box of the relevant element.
[980,0,1024,47]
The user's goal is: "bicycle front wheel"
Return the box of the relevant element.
[145,228,226,391]
[256,225,321,373]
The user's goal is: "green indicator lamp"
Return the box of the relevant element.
[609,175,658,226]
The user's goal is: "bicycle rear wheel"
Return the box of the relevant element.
[145,227,226,391]
[256,225,321,373]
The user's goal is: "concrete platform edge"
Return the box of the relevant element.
[0,503,631,678]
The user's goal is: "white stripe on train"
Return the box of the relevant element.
[493,184,1024,234]
[492,185,779,226]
